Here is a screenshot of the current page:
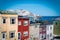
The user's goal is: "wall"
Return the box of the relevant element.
[0,14,18,40]
[29,23,40,40]
[46,25,53,40]
[53,21,60,36]
[18,18,29,40]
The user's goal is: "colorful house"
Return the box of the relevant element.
[39,25,46,40]
[18,16,29,40]
[46,25,53,40]
[0,10,18,40]
[29,23,40,40]
[53,20,60,37]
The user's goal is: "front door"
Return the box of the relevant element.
[18,32,21,40]
[2,32,6,40]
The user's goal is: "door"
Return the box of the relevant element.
[18,32,21,40]
[2,32,6,40]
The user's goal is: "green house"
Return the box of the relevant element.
[53,20,60,35]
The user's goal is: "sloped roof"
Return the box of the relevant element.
[0,10,17,14]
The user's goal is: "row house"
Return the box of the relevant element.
[0,11,30,40]
[18,16,29,40]
[39,27,43,40]
[53,20,60,37]
[39,20,54,40]
[39,24,53,40]
[29,23,40,40]
[0,11,18,40]
[46,24,53,40]
[39,25,46,40]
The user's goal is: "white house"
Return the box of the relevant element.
[29,23,40,40]
[46,25,53,40]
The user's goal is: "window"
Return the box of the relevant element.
[3,18,6,24]
[55,22,57,25]
[23,31,28,36]
[24,21,28,26]
[50,33,52,37]
[18,21,21,25]
[50,27,52,30]
[18,32,21,39]
[47,35,49,39]
[35,24,37,28]
[2,32,6,38]
[47,26,49,31]
[10,32,15,38]
[2,33,5,38]
[10,18,15,24]
[43,33,46,39]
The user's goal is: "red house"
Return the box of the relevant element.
[39,25,46,40]
[18,16,29,40]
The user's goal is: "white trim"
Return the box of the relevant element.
[10,17,16,24]
[9,31,15,38]
[24,21,28,26]
[2,32,6,40]
[23,31,28,36]
[18,21,21,25]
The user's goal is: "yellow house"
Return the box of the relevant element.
[0,10,18,40]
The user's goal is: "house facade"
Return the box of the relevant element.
[53,20,60,37]
[0,11,18,40]
[18,16,29,40]
[39,25,46,40]
[39,27,43,40]
[29,23,40,40]
[46,25,53,40]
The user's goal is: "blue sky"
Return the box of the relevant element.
[0,0,60,16]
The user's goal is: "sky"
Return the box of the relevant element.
[0,0,60,16]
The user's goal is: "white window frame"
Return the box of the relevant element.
[50,26,52,30]
[23,31,28,36]
[24,21,28,26]
[10,17,16,24]
[18,21,21,25]
[2,18,6,24]
[50,33,52,37]
[2,32,6,39]
[10,31,15,38]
